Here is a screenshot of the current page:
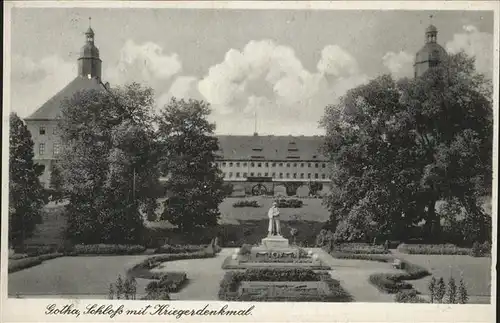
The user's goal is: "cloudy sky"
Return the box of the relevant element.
[9,7,494,135]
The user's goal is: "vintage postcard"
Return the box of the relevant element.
[1,1,498,322]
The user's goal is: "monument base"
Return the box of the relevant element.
[261,235,290,249]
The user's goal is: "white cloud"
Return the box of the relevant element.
[317,45,360,77]
[382,51,414,79]
[10,54,76,118]
[106,39,182,86]
[446,25,493,77]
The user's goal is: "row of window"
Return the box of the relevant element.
[223,172,328,179]
[218,162,327,168]
[38,143,60,156]
[38,126,57,135]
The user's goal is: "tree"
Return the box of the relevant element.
[321,52,493,243]
[57,83,161,244]
[9,113,46,249]
[49,162,64,203]
[157,98,225,232]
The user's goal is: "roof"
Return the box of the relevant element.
[216,135,326,161]
[415,42,447,64]
[426,24,437,33]
[25,76,107,120]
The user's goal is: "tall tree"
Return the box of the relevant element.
[57,83,161,244]
[9,113,46,249]
[321,52,493,243]
[157,98,225,232]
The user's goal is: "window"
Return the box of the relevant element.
[236,162,240,167]
[229,162,233,167]
[279,173,283,178]
[228,172,233,178]
[39,143,45,155]
[293,163,297,167]
[308,173,311,179]
[257,172,262,177]
[315,163,319,168]
[250,172,254,177]
[222,162,226,167]
[301,163,304,167]
[286,163,290,167]
[293,173,297,179]
[243,162,247,167]
[223,172,226,178]
[251,162,255,167]
[236,172,240,178]
[264,172,268,177]
[322,174,326,179]
[279,163,283,167]
[257,163,262,167]
[315,173,319,179]
[272,163,276,167]
[243,172,247,178]
[53,142,61,156]
[272,172,276,178]
[300,173,304,179]
[322,163,326,168]
[308,163,311,167]
[39,126,46,135]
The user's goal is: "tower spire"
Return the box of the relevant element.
[78,20,102,79]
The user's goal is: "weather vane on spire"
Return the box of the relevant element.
[429,14,434,23]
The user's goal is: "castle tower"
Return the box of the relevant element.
[414,17,447,78]
[78,18,102,79]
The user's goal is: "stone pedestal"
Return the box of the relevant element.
[261,235,289,249]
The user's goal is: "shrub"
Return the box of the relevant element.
[332,244,390,254]
[368,259,430,294]
[470,242,482,257]
[397,243,470,255]
[8,253,63,273]
[232,200,260,208]
[9,254,28,260]
[330,252,392,262]
[428,277,437,303]
[108,275,138,300]
[435,278,446,303]
[395,290,427,303]
[73,244,146,255]
[154,244,205,254]
[470,241,491,257]
[458,276,468,304]
[24,245,56,257]
[447,276,457,304]
[276,199,303,208]
[239,244,253,255]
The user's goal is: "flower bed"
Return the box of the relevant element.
[154,244,205,254]
[8,253,64,273]
[276,199,303,208]
[145,272,187,294]
[368,259,431,294]
[218,268,351,302]
[73,244,147,255]
[332,244,390,254]
[330,252,393,262]
[233,200,260,208]
[397,243,470,255]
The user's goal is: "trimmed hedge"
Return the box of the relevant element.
[276,199,303,208]
[8,253,64,273]
[330,252,393,263]
[154,244,205,254]
[395,290,427,303]
[332,244,390,254]
[233,200,260,208]
[369,260,431,294]
[73,244,146,255]
[145,272,187,293]
[219,268,351,302]
[397,243,470,255]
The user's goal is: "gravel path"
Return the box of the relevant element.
[151,248,232,300]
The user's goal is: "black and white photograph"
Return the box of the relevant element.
[1,1,497,322]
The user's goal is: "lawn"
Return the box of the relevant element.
[395,253,492,302]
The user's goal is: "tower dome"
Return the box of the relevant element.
[78,18,102,79]
[414,21,447,78]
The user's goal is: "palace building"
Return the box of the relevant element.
[22,22,445,194]
[24,23,109,187]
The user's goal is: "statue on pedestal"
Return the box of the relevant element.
[268,202,281,236]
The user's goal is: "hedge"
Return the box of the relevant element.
[8,253,64,273]
[154,244,205,254]
[145,272,187,293]
[219,268,351,302]
[332,245,390,254]
[330,252,393,263]
[73,244,147,255]
[394,290,427,303]
[233,200,260,208]
[276,199,303,208]
[369,260,431,294]
[397,243,470,255]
